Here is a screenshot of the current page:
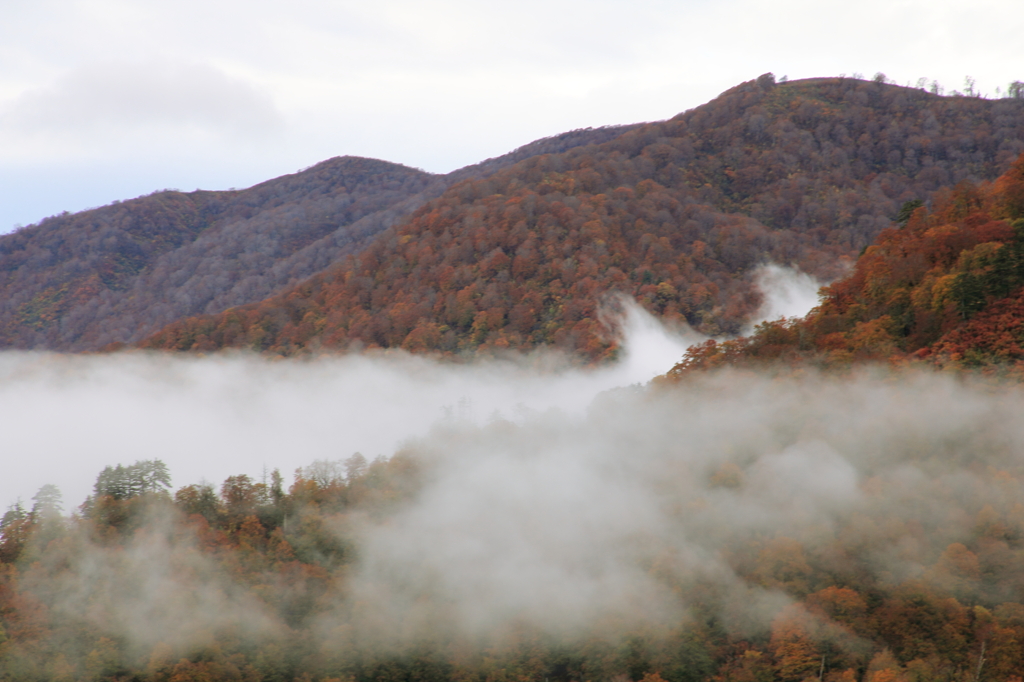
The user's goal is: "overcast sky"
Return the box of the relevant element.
[2,0,1022,233]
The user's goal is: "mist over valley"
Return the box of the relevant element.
[4,72,1024,681]
[7,345,1024,681]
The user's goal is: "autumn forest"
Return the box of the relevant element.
[5,74,1024,682]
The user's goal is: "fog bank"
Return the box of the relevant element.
[1,266,826,513]
[27,364,1024,658]
[336,367,1024,641]
[7,311,1024,670]
[0,298,708,511]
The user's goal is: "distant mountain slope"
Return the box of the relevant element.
[0,157,436,350]
[667,152,1024,375]
[0,125,637,351]
[140,76,1024,359]
[446,123,643,183]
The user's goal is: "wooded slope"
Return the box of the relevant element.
[0,126,637,352]
[668,152,1024,374]
[7,374,1024,682]
[0,157,437,350]
[140,76,1024,359]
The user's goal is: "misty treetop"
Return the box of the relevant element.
[91,459,171,501]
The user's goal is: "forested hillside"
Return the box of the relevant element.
[669,151,1024,375]
[0,157,438,350]
[140,76,1024,359]
[6,371,1024,682]
[0,127,637,352]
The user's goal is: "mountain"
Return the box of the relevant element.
[139,75,1024,359]
[667,152,1024,375]
[0,126,636,351]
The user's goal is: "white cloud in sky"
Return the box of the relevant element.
[0,0,1022,230]
[1,61,283,159]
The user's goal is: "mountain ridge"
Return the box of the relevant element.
[0,125,639,351]
[138,75,1024,359]
[2,75,1024,356]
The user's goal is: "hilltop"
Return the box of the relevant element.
[0,127,634,351]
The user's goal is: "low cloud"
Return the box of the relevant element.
[0,288,821,513]
[0,300,703,512]
[4,297,1024,663]
[28,513,283,656]
[330,367,1024,643]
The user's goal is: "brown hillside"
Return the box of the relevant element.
[0,126,638,352]
[0,157,437,350]
[667,152,1024,375]
[140,75,1024,359]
